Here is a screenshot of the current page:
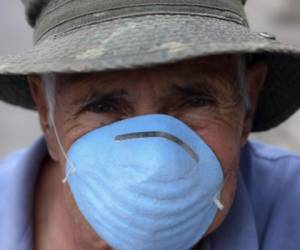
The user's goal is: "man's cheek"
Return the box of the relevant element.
[195,128,241,174]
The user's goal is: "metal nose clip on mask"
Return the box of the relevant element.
[65,114,224,250]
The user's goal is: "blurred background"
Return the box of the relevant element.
[0,0,300,157]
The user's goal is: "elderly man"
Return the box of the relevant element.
[1,0,300,249]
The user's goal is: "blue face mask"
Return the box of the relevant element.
[65,114,224,250]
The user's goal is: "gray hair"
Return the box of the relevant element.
[238,55,251,115]
[41,73,56,125]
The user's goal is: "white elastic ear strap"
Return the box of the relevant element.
[49,113,76,183]
[43,75,75,183]
[212,173,232,211]
[213,190,225,211]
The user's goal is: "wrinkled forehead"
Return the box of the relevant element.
[53,54,242,92]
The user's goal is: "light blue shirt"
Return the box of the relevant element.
[1,138,300,250]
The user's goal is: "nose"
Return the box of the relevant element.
[115,131,199,163]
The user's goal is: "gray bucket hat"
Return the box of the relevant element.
[1,0,300,131]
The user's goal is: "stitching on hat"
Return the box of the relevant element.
[40,1,245,21]
[35,12,246,44]
[35,1,247,42]
[35,5,246,44]
[40,0,73,18]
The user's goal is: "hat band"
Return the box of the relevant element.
[34,0,247,44]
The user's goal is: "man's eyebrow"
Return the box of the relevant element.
[72,89,131,107]
[166,81,218,98]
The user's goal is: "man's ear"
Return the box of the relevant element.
[27,75,49,133]
[241,62,268,145]
[27,75,59,161]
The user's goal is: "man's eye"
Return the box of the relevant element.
[86,101,116,113]
[182,96,214,108]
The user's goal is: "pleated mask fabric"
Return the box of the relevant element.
[65,114,224,250]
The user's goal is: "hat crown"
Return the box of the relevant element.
[22,0,248,30]
[23,0,248,44]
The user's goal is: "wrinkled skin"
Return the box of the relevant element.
[28,55,267,250]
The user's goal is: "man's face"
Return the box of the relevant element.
[29,54,266,246]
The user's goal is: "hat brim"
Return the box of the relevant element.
[1,15,300,131]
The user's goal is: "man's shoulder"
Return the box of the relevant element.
[244,140,300,192]
[0,138,46,174]
[247,139,300,162]
[0,149,30,185]
[0,149,27,169]
[0,138,47,188]
[242,140,300,249]
[243,139,300,178]
[243,139,300,198]
[0,138,46,250]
